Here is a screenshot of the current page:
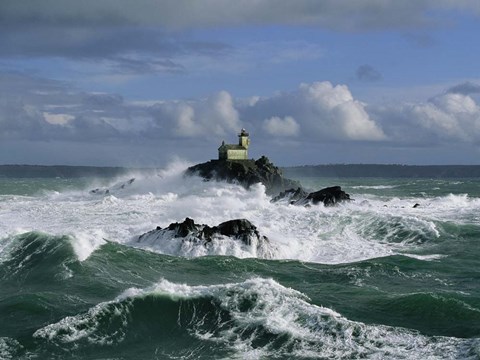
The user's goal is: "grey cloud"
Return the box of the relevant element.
[1,1,479,32]
[111,57,185,75]
[0,72,130,141]
[0,25,229,58]
[0,25,226,75]
[0,71,243,143]
[356,65,382,82]
[447,82,480,95]
[1,0,478,77]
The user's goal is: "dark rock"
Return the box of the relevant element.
[185,155,351,206]
[217,219,266,245]
[306,186,351,206]
[167,217,197,237]
[185,156,300,195]
[413,203,421,208]
[271,187,309,204]
[272,186,351,207]
[138,218,268,247]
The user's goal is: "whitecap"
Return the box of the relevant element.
[33,277,478,359]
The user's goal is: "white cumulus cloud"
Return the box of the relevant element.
[242,81,386,141]
[412,93,480,141]
[150,90,241,138]
[263,116,300,137]
[43,112,74,125]
[299,81,387,141]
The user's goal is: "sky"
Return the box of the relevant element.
[1,0,480,166]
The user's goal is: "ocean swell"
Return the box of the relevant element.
[33,277,479,359]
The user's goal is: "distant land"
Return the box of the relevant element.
[0,165,129,178]
[1,164,480,179]
[283,164,480,178]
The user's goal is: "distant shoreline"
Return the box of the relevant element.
[0,165,130,178]
[283,164,480,178]
[1,164,480,178]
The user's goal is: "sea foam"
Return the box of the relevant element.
[1,160,479,263]
[33,277,478,359]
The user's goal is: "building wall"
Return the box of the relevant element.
[227,149,248,160]
[219,149,228,160]
[239,136,250,148]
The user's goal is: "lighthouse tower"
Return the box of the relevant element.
[238,128,250,149]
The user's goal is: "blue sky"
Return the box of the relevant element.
[1,0,480,166]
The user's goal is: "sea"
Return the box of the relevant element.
[1,161,479,359]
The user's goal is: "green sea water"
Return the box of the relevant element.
[0,172,479,359]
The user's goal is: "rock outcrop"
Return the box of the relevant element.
[138,218,268,247]
[186,155,352,206]
[185,156,300,194]
[272,186,351,206]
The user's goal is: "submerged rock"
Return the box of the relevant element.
[90,178,135,195]
[271,187,309,204]
[272,186,351,206]
[138,218,269,247]
[185,156,300,195]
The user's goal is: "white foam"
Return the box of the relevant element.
[33,277,476,359]
[134,229,275,259]
[1,159,479,263]
[402,253,447,261]
[69,230,107,262]
[0,337,22,360]
[351,185,398,189]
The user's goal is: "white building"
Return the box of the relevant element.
[218,129,250,160]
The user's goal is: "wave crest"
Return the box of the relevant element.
[34,277,478,359]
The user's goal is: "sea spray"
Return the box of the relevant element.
[0,160,479,263]
[1,164,480,359]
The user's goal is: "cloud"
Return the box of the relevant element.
[2,1,478,80]
[0,73,386,145]
[412,93,480,141]
[369,89,480,145]
[43,112,75,125]
[1,0,479,65]
[263,116,300,137]
[177,41,323,74]
[356,65,382,82]
[0,25,225,75]
[150,91,242,138]
[447,81,480,95]
[242,81,386,141]
[2,1,479,31]
[2,72,480,165]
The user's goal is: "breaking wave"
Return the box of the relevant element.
[33,277,479,359]
[1,160,479,265]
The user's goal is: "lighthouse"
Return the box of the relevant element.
[218,129,250,160]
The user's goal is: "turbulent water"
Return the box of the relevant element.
[1,161,479,359]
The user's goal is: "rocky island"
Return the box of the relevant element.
[138,217,268,246]
[185,129,351,206]
[185,155,301,195]
[134,217,274,258]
